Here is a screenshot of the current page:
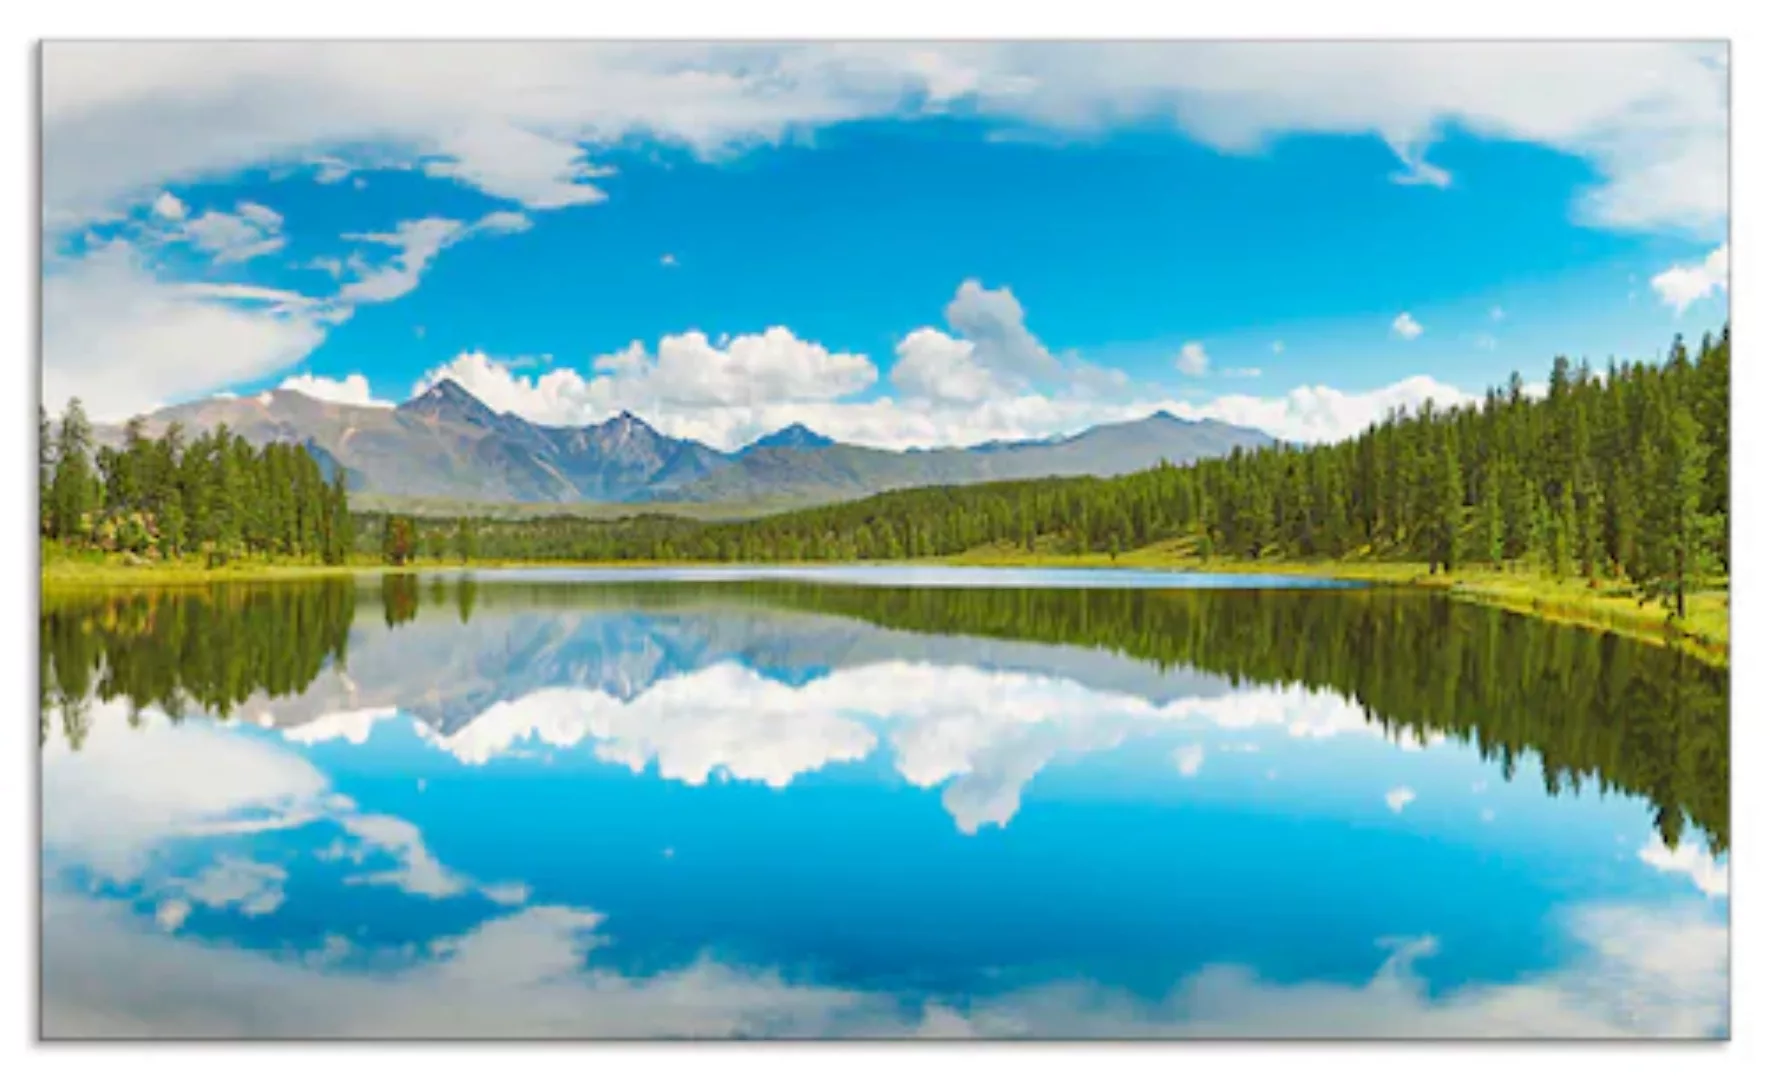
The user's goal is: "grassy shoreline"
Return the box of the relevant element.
[944,541,1729,667]
[41,545,1727,667]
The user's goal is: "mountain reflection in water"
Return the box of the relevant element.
[39,571,1729,1038]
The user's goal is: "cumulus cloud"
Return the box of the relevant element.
[1391,312,1424,340]
[151,191,186,220]
[1385,787,1417,813]
[42,43,1726,236]
[1174,744,1205,778]
[414,325,878,435]
[1176,342,1210,377]
[1637,834,1729,899]
[1164,375,1474,445]
[1650,245,1729,314]
[277,373,392,409]
[386,266,1471,452]
[401,342,1472,452]
[890,328,998,405]
[889,279,1123,408]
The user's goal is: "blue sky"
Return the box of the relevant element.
[42,43,1729,449]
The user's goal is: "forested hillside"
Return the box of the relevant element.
[40,408,354,566]
[364,329,1729,618]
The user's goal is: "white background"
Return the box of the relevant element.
[3,2,1761,1076]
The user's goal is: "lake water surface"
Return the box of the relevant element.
[39,568,1729,1038]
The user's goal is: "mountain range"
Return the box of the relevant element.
[99,380,1274,507]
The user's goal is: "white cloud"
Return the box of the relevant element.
[44,704,511,913]
[42,239,330,420]
[660,253,677,267]
[1650,245,1729,314]
[1176,342,1210,377]
[403,343,1472,452]
[338,218,465,303]
[176,857,288,918]
[377,661,1415,835]
[41,700,333,882]
[151,191,186,220]
[1391,312,1424,340]
[311,157,353,184]
[890,328,997,405]
[276,374,392,409]
[942,279,1064,384]
[41,205,525,420]
[392,268,1469,451]
[44,891,888,1038]
[43,890,1728,1038]
[1637,834,1729,899]
[279,707,398,744]
[1385,787,1416,813]
[338,210,530,304]
[176,201,286,264]
[154,899,191,932]
[339,814,473,899]
[1163,375,1474,445]
[415,325,878,435]
[1174,744,1205,778]
[42,43,1726,237]
[937,905,1727,1038]
[889,280,1122,407]
[418,667,879,789]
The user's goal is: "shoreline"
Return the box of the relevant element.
[943,545,1729,667]
[41,550,1728,668]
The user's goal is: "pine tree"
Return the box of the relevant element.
[38,405,54,537]
[327,471,354,565]
[1423,427,1464,574]
[49,399,99,542]
[382,514,415,566]
[1551,484,1575,581]
[1642,405,1714,618]
[1480,473,1504,569]
[454,518,477,564]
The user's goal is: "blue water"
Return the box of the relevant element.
[39,571,1728,1039]
[447,564,1366,590]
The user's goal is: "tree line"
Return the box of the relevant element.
[40,403,354,565]
[359,329,1728,617]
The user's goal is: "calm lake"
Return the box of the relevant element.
[39,567,1729,1039]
